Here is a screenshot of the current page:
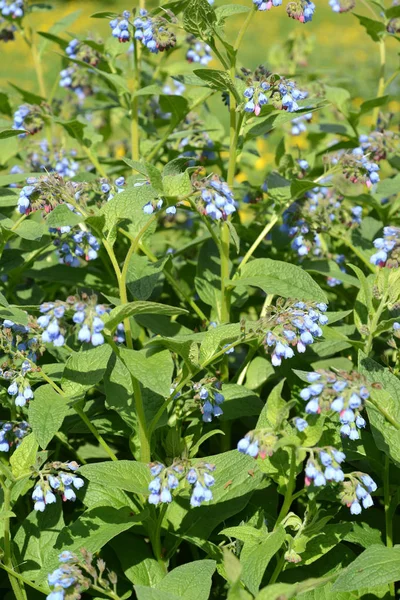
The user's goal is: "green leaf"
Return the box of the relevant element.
[359,95,389,115]
[194,69,239,99]
[62,345,112,398]
[37,506,145,583]
[104,354,137,430]
[233,258,327,303]
[332,545,400,591]
[386,4,400,17]
[245,356,274,390]
[122,158,164,192]
[104,301,187,335]
[246,104,327,139]
[375,173,400,197]
[79,460,150,494]
[10,433,38,478]
[0,92,12,117]
[46,204,84,228]
[324,86,351,116]
[111,533,165,586]
[156,560,216,600]
[14,503,65,579]
[10,220,47,241]
[241,526,285,594]
[127,255,167,301]
[8,83,44,105]
[354,13,386,42]
[121,347,173,399]
[257,379,286,429]
[220,384,264,421]
[215,4,250,21]
[28,384,70,449]
[183,0,216,38]
[159,95,190,128]
[0,129,26,139]
[135,589,181,600]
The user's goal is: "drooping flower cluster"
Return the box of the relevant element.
[193,380,224,422]
[37,296,109,348]
[237,429,278,459]
[0,420,30,451]
[59,65,95,100]
[65,38,100,66]
[305,447,346,486]
[291,112,313,135]
[0,319,40,406]
[299,370,368,439]
[194,174,236,220]
[110,11,131,43]
[339,474,377,515]
[32,461,84,512]
[50,224,100,267]
[0,0,24,18]
[133,9,176,53]
[359,130,398,162]
[12,104,44,137]
[242,71,307,115]
[186,36,212,65]
[370,226,400,267]
[286,0,316,23]
[262,300,328,366]
[46,550,118,600]
[306,450,377,515]
[148,460,216,507]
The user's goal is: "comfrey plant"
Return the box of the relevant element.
[0,0,399,598]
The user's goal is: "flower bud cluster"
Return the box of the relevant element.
[299,370,368,439]
[359,130,398,162]
[100,175,126,201]
[0,420,30,451]
[329,0,355,11]
[242,73,307,115]
[328,147,380,187]
[262,300,328,366]
[17,174,85,215]
[253,0,282,11]
[0,0,24,19]
[60,65,95,100]
[148,460,216,507]
[50,223,100,267]
[370,226,400,267]
[291,112,313,135]
[286,0,316,23]
[46,549,117,600]
[237,429,279,459]
[32,461,84,512]
[0,16,16,41]
[65,38,100,66]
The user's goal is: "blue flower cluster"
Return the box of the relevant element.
[243,82,269,116]
[12,104,30,136]
[0,0,24,18]
[370,226,400,267]
[47,553,81,600]
[264,301,328,366]
[0,420,29,451]
[32,461,84,512]
[64,38,99,66]
[50,226,100,267]
[305,448,346,486]
[1,319,37,406]
[73,302,105,346]
[59,65,93,100]
[101,175,126,201]
[6,365,33,407]
[148,461,216,507]
[133,9,176,53]
[186,38,212,65]
[17,176,38,213]
[328,0,355,12]
[198,175,236,220]
[291,112,312,135]
[340,474,377,515]
[286,0,316,23]
[351,147,380,186]
[253,0,282,11]
[110,10,131,43]
[194,383,224,423]
[299,370,368,440]
[276,80,307,112]
[38,303,66,347]
[143,197,176,216]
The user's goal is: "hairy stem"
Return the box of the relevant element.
[373,39,386,126]
[219,221,231,323]
[275,447,297,527]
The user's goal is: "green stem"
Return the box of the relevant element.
[74,404,118,462]
[275,446,297,527]
[268,552,285,585]
[152,505,168,571]
[140,242,209,323]
[131,36,140,162]
[3,483,27,600]
[384,455,395,597]
[373,39,386,126]
[220,221,231,323]
[83,146,108,179]
[364,293,388,355]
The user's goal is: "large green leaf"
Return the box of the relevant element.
[241,526,285,594]
[332,545,400,592]
[79,460,150,494]
[232,259,327,303]
[28,384,70,449]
